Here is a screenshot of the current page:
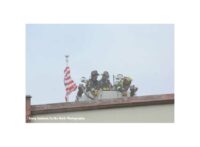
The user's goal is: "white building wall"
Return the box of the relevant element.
[30,104,174,123]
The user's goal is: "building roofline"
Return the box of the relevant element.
[30,93,174,115]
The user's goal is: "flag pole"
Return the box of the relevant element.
[65,55,69,65]
[64,54,77,102]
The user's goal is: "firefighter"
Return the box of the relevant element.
[99,71,112,90]
[115,76,132,96]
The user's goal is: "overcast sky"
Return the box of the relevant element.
[26,24,174,104]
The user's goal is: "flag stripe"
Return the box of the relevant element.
[64,70,70,75]
[66,85,77,91]
[65,80,74,86]
[64,67,70,73]
[64,76,71,81]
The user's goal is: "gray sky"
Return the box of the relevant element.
[26,24,174,104]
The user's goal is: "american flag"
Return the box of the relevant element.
[64,66,77,101]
